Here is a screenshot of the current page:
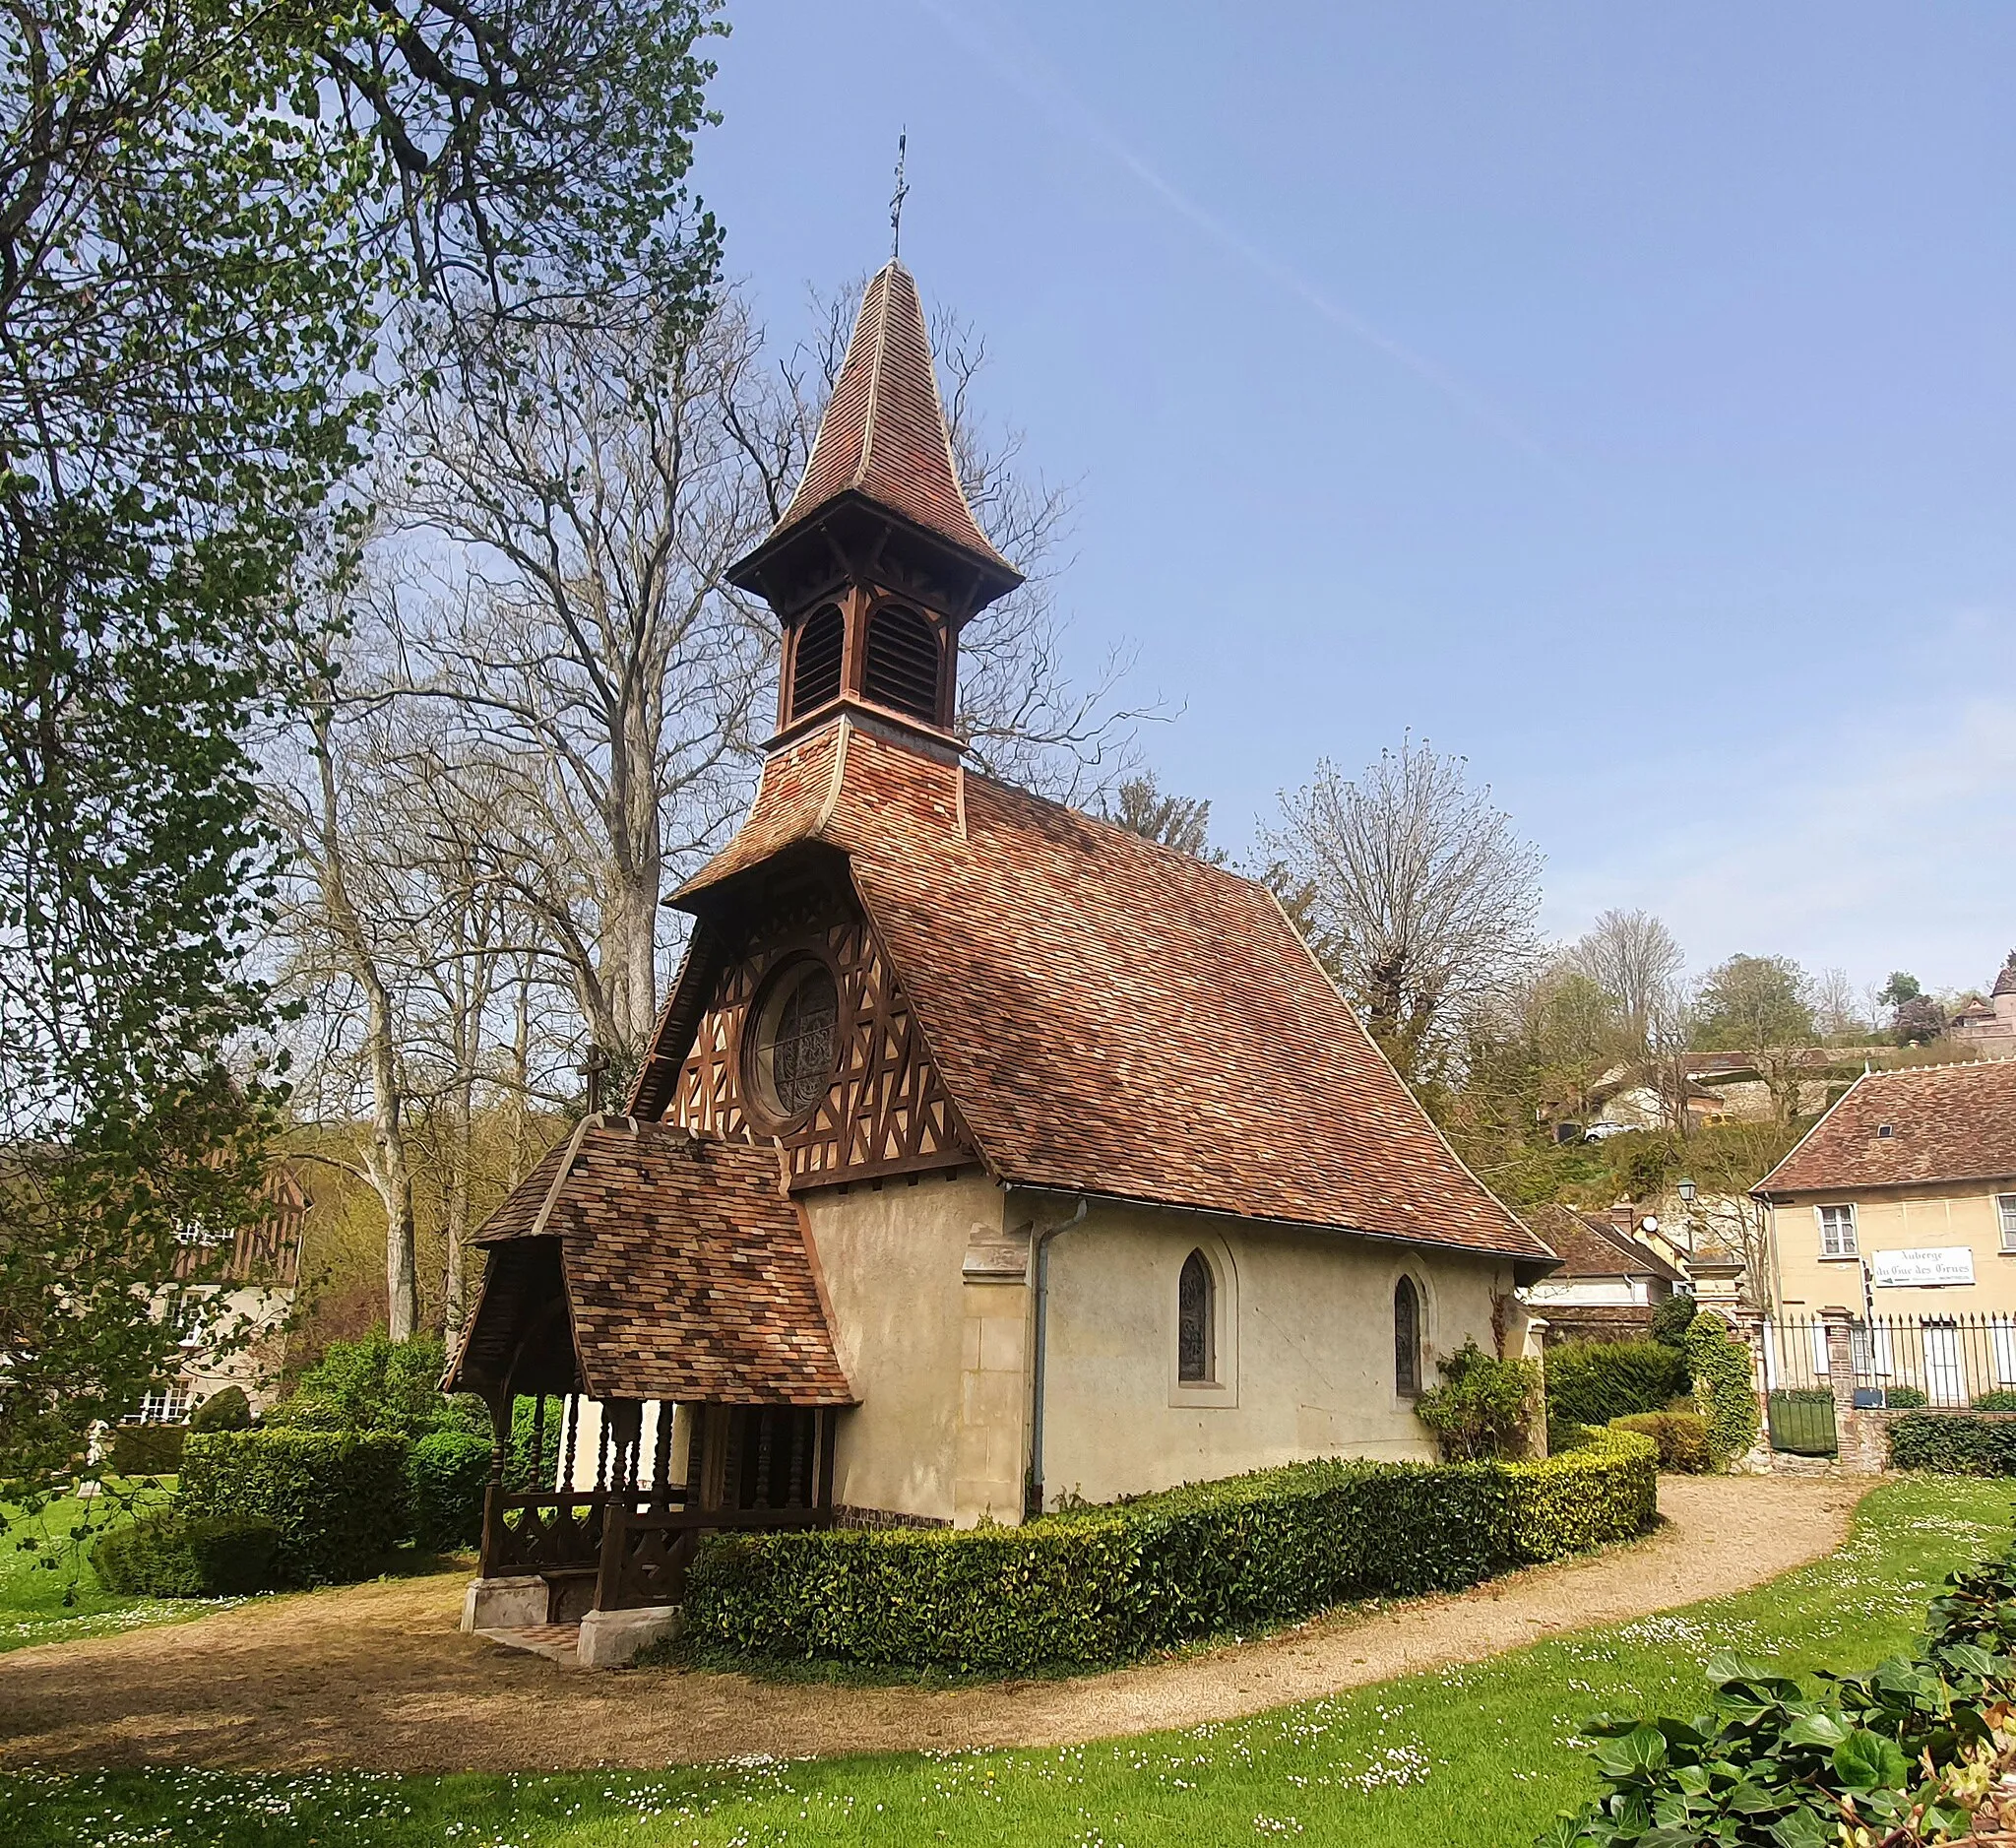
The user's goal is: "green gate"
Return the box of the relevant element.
[1767,1391,1838,1456]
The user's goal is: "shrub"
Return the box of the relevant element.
[687,1435,1657,1675]
[1971,1389,2016,1412]
[1546,1416,1595,1456]
[91,1512,281,1598]
[1888,1412,2016,1477]
[1782,1385,1835,1404]
[1686,1313,1760,1466]
[1648,1291,1699,1350]
[408,1429,491,1553]
[189,1386,253,1432]
[1504,1428,1658,1561]
[1610,1410,1710,1473]
[181,1429,410,1585]
[1549,1538,2016,1847]
[272,1334,477,1439]
[1544,1339,1688,1427]
[108,1424,186,1478]
[1886,1384,1928,1408]
[1414,1340,1541,1460]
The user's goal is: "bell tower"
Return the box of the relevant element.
[725,262,1022,750]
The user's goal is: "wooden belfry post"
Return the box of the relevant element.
[578,1044,611,1115]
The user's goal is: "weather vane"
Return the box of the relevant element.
[890,128,909,259]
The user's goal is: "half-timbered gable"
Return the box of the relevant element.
[666,871,974,1185]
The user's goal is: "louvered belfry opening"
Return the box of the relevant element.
[861,604,942,723]
[789,604,845,722]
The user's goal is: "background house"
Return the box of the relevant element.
[1521,1203,1686,1344]
[124,1165,309,1423]
[1754,1059,2016,1320]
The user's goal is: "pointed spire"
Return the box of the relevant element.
[757,262,1018,581]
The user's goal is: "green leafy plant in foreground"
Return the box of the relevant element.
[1549,1531,2016,1846]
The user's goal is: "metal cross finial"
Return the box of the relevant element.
[577,1043,611,1115]
[890,128,909,259]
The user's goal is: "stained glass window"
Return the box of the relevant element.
[1178,1249,1214,1383]
[767,964,839,1116]
[1394,1277,1420,1396]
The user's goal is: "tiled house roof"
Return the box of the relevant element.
[640,718,1552,1267]
[447,1121,853,1405]
[762,262,1016,577]
[1755,1059,2016,1196]
[1524,1203,1685,1283]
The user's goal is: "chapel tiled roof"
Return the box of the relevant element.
[1755,1058,2016,1196]
[651,718,1552,1267]
[759,261,1015,576]
[453,1119,853,1405]
[1524,1203,1685,1283]
[1993,955,2016,998]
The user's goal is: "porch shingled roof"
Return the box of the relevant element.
[448,1120,853,1406]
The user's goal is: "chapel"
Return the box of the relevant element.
[446,258,1557,1655]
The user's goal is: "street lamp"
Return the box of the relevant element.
[1677,1178,1697,1205]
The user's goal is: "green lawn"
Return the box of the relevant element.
[2,1478,2010,1848]
[0,1478,220,1655]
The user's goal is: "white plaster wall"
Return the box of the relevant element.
[799,1167,1008,1525]
[1037,1203,1515,1509]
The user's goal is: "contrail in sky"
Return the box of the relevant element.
[912,0,1557,467]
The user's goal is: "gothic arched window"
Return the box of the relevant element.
[789,605,845,721]
[1178,1249,1215,1383]
[1394,1276,1421,1396]
[861,604,941,721]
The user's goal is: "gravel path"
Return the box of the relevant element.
[0,1475,1865,1773]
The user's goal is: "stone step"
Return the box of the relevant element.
[473,1623,582,1667]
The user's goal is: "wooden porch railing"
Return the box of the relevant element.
[480,1489,831,1610]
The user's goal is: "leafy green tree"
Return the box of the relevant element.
[1877,971,1922,1008]
[1102,772,1224,861]
[0,0,723,1485]
[1690,953,1818,1121]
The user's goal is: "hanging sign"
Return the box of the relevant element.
[1870,1246,1976,1289]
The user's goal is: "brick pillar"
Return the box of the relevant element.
[1821,1306,1881,1475]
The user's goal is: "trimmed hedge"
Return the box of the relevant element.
[108,1423,187,1478]
[181,1429,410,1585]
[92,1512,282,1598]
[1544,1340,1688,1428]
[685,1431,1656,1674]
[1504,1428,1659,1559]
[1608,1410,1710,1473]
[408,1428,491,1553]
[190,1385,253,1432]
[1888,1412,2016,1476]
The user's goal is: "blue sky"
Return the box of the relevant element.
[696,2,2016,998]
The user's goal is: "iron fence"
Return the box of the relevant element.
[1763,1314,2016,1411]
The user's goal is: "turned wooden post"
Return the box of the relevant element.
[479,1387,512,1577]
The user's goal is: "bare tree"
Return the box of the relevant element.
[386,292,782,1069]
[1261,735,1544,1082]
[1568,910,1684,1058]
[1810,966,1870,1043]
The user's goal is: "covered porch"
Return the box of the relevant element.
[443,1117,856,1664]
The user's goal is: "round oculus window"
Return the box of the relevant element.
[745,959,840,1121]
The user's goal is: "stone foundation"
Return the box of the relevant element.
[578,1603,682,1669]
